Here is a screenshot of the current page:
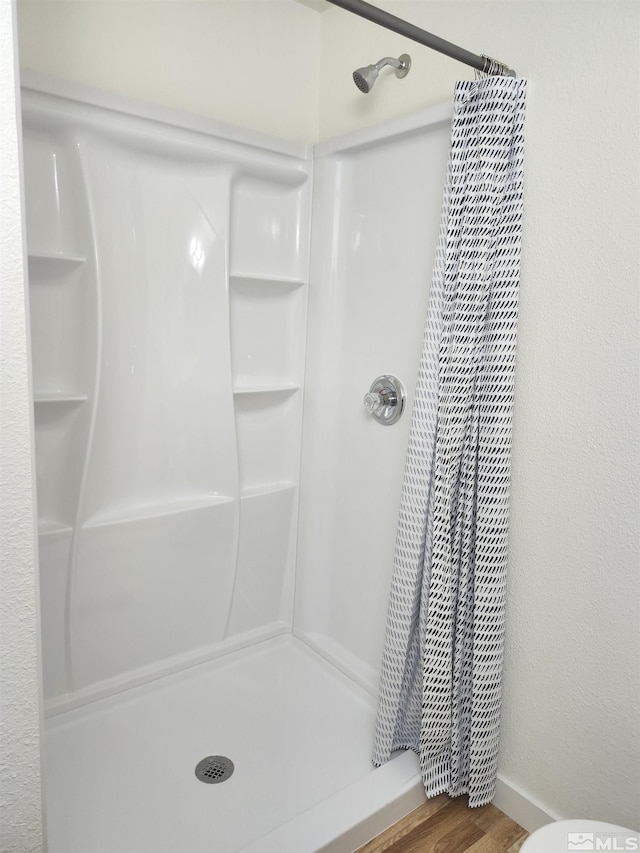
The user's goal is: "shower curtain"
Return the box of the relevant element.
[372,76,527,808]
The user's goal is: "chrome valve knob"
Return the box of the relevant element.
[363,375,406,426]
[363,391,385,415]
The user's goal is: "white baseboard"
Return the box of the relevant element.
[295,632,559,837]
[494,773,560,833]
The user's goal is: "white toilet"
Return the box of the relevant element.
[521,819,639,852]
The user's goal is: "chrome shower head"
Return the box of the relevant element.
[353,64,379,94]
[352,54,411,94]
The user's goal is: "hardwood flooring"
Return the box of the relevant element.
[357,794,528,853]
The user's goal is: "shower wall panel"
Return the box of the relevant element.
[22,83,311,708]
[295,108,452,693]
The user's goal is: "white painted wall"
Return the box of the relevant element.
[319,0,640,829]
[17,0,321,144]
[0,2,43,850]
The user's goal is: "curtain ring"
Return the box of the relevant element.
[478,54,510,79]
[480,55,508,78]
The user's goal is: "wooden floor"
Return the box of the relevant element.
[358,794,528,853]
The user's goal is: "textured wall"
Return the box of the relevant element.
[0,2,44,850]
[319,1,640,828]
[17,0,321,144]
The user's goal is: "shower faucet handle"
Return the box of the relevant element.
[363,375,406,426]
[363,391,385,416]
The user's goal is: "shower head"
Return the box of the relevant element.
[352,54,411,94]
[352,64,379,94]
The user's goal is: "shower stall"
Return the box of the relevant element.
[23,72,452,851]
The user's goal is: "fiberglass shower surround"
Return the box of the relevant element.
[24,55,524,853]
[25,87,311,701]
[24,72,455,850]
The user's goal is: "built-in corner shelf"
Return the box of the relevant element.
[34,392,88,406]
[240,481,296,500]
[28,252,86,270]
[229,273,305,290]
[82,494,235,530]
[233,384,299,396]
[38,519,73,538]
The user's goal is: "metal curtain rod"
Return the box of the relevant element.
[324,0,516,78]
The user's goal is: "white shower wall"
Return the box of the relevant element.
[24,69,459,742]
[22,77,461,853]
[25,73,456,721]
[23,80,311,706]
[295,109,451,689]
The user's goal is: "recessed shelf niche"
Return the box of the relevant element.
[23,133,85,257]
[230,175,310,283]
[38,529,72,699]
[228,171,308,650]
[230,276,305,388]
[227,484,296,635]
[33,403,87,532]
[28,262,88,396]
[234,391,301,496]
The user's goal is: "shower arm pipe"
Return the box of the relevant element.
[324,0,516,77]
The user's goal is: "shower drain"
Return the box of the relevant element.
[195,755,234,784]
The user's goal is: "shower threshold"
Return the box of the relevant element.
[44,636,423,852]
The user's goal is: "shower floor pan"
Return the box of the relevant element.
[44,636,424,852]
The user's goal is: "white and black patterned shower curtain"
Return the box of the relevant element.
[372,77,527,808]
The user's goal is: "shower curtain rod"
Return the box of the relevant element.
[324,0,516,78]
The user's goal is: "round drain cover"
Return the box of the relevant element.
[195,755,234,784]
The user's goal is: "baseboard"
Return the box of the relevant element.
[294,632,560,837]
[494,773,560,833]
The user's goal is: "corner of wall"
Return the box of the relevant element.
[0,2,44,851]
